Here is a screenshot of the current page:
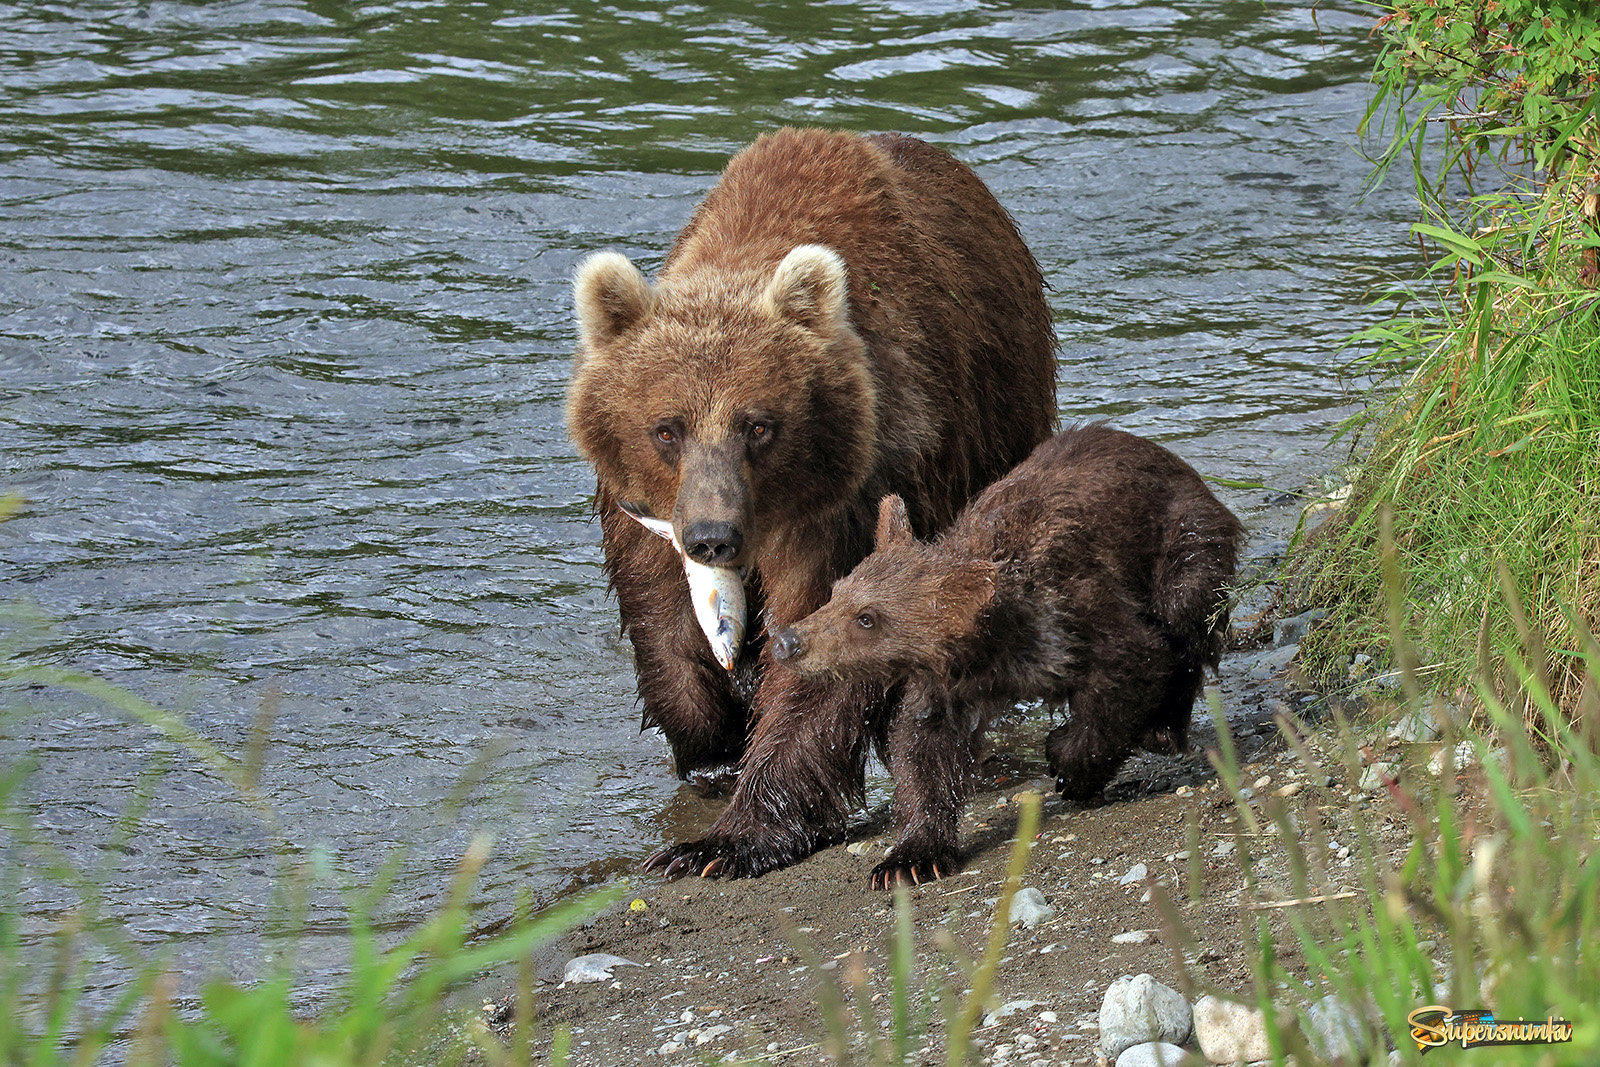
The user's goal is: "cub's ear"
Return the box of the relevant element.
[938,559,997,627]
[574,252,655,354]
[763,245,849,335]
[874,494,914,550]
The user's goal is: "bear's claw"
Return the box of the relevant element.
[643,836,797,880]
[869,846,960,891]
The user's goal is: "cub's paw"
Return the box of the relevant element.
[869,843,961,891]
[642,835,799,880]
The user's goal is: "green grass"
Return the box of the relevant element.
[1189,586,1600,1065]
[1294,0,1600,722]
[0,661,618,1066]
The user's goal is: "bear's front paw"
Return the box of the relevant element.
[869,842,962,891]
[642,835,796,880]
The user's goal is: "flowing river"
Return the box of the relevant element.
[1,0,1414,1008]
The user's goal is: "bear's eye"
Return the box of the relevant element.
[746,419,776,446]
[654,424,677,446]
[855,611,876,630]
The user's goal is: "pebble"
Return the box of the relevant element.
[1191,995,1270,1064]
[1252,776,1270,789]
[694,1024,732,1045]
[1098,974,1192,1058]
[1273,608,1326,647]
[1112,930,1153,945]
[1389,708,1442,742]
[658,1040,682,1055]
[985,999,1045,1026]
[1274,782,1301,798]
[562,953,642,984]
[1211,840,1235,857]
[1358,762,1394,792]
[1039,1011,1058,1024]
[1009,888,1056,928]
[1119,862,1149,885]
[1428,741,1476,776]
[1115,1041,1194,1067]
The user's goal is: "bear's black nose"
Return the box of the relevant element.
[684,521,743,566]
[771,628,804,662]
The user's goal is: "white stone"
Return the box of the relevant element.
[562,953,642,984]
[1428,742,1477,776]
[1191,995,1270,1064]
[1112,930,1153,945]
[658,1041,682,1055]
[1389,708,1442,742]
[984,999,1044,1026]
[1116,1041,1195,1067]
[1120,862,1150,885]
[695,1024,732,1045]
[1009,888,1056,928]
[1098,974,1192,1058]
[1358,762,1394,792]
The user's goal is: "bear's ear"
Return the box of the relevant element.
[874,494,914,550]
[763,245,849,335]
[938,559,998,629]
[574,252,655,353]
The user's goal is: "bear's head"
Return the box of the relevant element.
[770,494,996,682]
[567,245,879,569]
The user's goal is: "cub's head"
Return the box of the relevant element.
[566,245,878,569]
[771,495,996,682]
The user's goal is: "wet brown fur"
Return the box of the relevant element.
[774,425,1243,888]
[566,128,1057,878]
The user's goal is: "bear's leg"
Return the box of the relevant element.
[645,667,882,878]
[1046,629,1171,800]
[871,684,989,890]
[600,491,748,774]
[1138,660,1204,755]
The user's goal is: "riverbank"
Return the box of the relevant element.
[476,629,1425,1066]
[466,486,1426,1066]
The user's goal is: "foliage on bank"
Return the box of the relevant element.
[1296,0,1600,717]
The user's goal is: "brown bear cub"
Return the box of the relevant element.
[771,424,1243,889]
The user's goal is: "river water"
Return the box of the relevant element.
[1,0,1413,1008]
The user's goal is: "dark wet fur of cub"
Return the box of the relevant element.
[773,424,1243,888]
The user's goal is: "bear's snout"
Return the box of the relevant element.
[683,520,743,566]
[770,628,805,663]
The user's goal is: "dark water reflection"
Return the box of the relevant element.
[2,0,1412,1003]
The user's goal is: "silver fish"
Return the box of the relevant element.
[616,501,746,671]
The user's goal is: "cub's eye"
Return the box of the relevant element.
[749,421,769,439]
[855,611,876,630]
[653,424,677,446]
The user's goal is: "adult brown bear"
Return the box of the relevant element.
[566,127,1056,878]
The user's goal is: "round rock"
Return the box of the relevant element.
[1098,973,1192,1058]
[1116,1041,1196,1067]
[1191,995,1271,1064]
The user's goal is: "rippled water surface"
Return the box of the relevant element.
[2,0,1413,1002]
